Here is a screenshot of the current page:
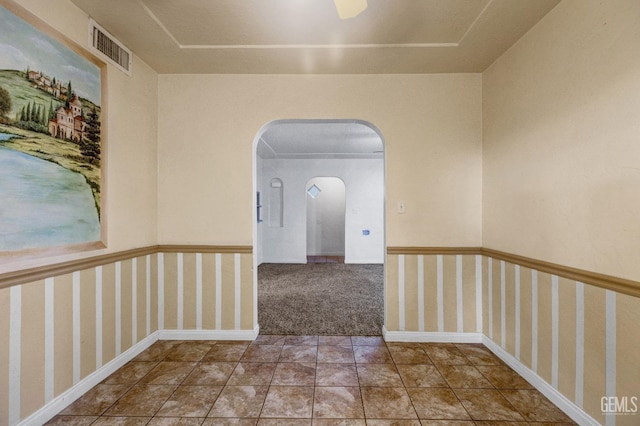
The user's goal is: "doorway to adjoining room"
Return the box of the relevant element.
[253,119,385,335]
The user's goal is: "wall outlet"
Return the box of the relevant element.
[398,200,405,214]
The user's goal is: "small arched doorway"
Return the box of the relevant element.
[306,176,346,263]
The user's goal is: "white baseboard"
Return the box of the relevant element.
[20,331,159,426]
[382,327,483,343]
[21,327,262,425]
[481,336,600,426]
[158,325,260,341]
[381,328,599,425]
[345,258,384,264]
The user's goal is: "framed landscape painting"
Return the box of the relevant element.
[0,0,106,257]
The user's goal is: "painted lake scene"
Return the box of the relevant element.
[0,4,102,251]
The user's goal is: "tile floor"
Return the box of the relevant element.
[47,336,576,425]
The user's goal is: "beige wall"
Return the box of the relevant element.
[157,74,483,247]
[482,0,640,282]
[1,0,159,274]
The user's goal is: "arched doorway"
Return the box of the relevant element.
[252,119,385,335]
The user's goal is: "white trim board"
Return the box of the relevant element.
[380,328,599,426]
[19,327,261,425]
[481,336,599,426]
[158,325,260,341]
[382,327,483,343]
[19,332,159,426]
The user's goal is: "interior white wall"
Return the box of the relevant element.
[306,177,346,256]
[258,158,384,264]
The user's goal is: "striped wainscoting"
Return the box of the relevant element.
[386,248,640,426]
[2,245,639,425]
[0,246,255,426]
[156,249,255,339]
[385,251,483,340]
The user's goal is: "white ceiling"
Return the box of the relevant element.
[257,121,383,159]
[69,0,560,74]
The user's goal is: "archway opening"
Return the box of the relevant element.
[253,119,385,335]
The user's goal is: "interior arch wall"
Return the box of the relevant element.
[256,126,385,264]
[157,74,483,248]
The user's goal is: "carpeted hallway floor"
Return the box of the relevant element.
[258,263,384,336]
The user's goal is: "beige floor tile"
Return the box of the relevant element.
[351,336,384,346]
[45,416,99,425]
[476,365,535,389]
[103,384,177,417]
[312,420,366,425]
[352,346,393,364]
[356,363,403,386]
[437,365,494,389]
[407,388,471,420]
[165,342,214,362]
[261,386,315,418]
[317,346,355,363]
[140,361,198,385]
[155,385,222,417]
[227,362,276,386]
[183,362,236,385]
[360,387,418,419]
[147,418,204,425]
[396,364,448,388]
[133,342,178,362]
[208,385,269,418]
[500,389,575,423]
[279,345,318,362]
[60,384,131,416]
[423,345,469,365]
[272,362,316,386]
[202,343,248,362]
[455,344,503,366]
[284,336,319,346]
[313,386,364,419]
[388,346,431,365]
[315,363,359,387]
[454,389,525,421]
[318,336,352,346]
[202,418,258,425]
[102,361,159,385]
[253,335,286,346]
[92,417,152,425]
[241,345,283,362]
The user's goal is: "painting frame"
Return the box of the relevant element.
[0,0,108,262]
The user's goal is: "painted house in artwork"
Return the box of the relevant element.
[48,94,85,141]
[27,69,67,99]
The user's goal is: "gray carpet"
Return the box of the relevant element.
[258,263,384,336]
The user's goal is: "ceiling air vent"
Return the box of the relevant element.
[89,18,132,75]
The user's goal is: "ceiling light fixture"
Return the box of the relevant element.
[334,0,367,19]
